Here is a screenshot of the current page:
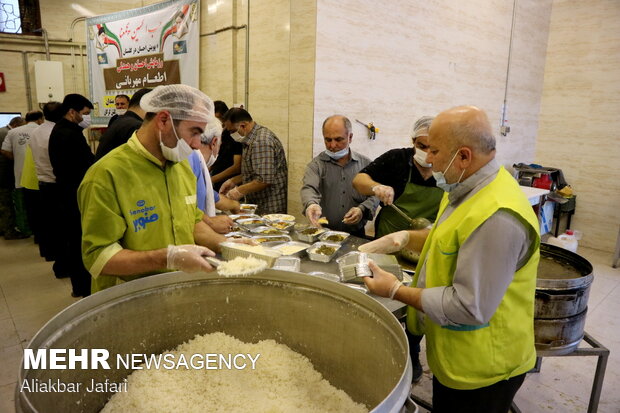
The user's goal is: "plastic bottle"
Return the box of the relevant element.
[547,230,578,253]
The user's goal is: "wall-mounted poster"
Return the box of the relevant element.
[86,0,199,125]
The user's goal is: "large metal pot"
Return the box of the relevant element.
[536,243,593,319]
[17,269,413,413]
[534,244,593,355]
[534,308,588,356]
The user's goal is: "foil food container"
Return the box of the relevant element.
[337,251,403,283]
[239,203,258,214]
[272,256,301,272]
[220,241,282,267]
[251,235,292,247]
[237,218,267,229]
[295,226,327,243]
[267,220,295,232]
[272,241,311,257]
[319,230,350,244]
[306,242,341,263]
[250,226,286,236]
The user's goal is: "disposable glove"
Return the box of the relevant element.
[219,179,236,196]
[358,230,410,254]
[342,207,363,225]
[305,204,322,226]
[167,244,215,273]
[226,187,244,201]
[363,260,402,299]
[371,184,395,205]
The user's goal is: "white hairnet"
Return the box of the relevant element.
[140,84,214,123]
[200,116,223,144]
[411,116,434,139]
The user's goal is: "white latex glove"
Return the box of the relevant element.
[305,204,322,226]
[363,260,401,298]
[227,187,244,201]
[342,207,363,225]
[204,215,235,234]
[372,184,395,205]
[219,179,236,196]
[358,230,410,254]
[167,244,215,272]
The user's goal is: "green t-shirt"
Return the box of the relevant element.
[78,134,203,292]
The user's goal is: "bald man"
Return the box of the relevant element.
[301,115,378,236]
[363,106,540,413]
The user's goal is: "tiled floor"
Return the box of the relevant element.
[1,237,619,412]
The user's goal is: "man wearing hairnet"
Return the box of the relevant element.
[188,115,240,233]
[78,85,248,294]
[353,116,444,239]
[352,116,444,383]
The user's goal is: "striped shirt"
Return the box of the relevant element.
[241,123,288,214]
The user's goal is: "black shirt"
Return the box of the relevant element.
[96,111,143,160]
[0,127,15,189]
[359,147,437,203]
[210,129,242,191]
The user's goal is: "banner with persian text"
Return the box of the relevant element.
[86,0,199,125]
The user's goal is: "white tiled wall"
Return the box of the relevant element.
[536,0,620,252]
[313,0,553,169]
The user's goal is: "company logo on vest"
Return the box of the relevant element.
[130,199,159,232]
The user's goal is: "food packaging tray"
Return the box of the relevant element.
[262,214,296,222]
[272,257,301,272]
[229,213,260,222]
[307,271,342,283]
[271,241,310,257]
[220,241,281,267]
[267,220,295,232]
[306,242,341,263]
[250,226,286,236]
[295,227,327,243]
[319,230,350,244]
[237,218,267,229]
[251,235,292,246]
[224,232,251,239]
[239,204,258,214]
[337,251,403,283]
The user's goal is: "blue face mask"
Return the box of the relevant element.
[432,150,466,192]
[324,147,349,160]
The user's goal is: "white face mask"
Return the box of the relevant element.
[159,117,194,162]
[413,148,432,168]
[206,154,218,168]
[230,131,244,142]
[78,114,91,129]
[324,147,349,160]
[432,150,466,192]
[115,109,127,116]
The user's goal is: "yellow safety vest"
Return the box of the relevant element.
[407,167,540,390]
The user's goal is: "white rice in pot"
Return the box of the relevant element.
[101,332,367,413]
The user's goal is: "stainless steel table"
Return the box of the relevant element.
[295,234,410,319]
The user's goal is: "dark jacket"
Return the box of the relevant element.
[49,118,95,224]
[96,111,143,160]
